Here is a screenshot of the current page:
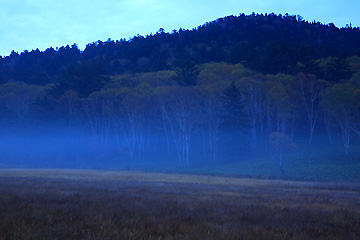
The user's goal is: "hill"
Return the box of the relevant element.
[0,13,360,84]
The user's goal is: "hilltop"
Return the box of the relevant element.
[1,13,360,85]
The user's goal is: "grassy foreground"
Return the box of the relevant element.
[0,169,360,240]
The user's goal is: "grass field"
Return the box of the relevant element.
[0,169,359,239]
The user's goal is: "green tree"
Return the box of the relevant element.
[197,62,234,85]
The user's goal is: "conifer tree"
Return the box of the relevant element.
[219,81,250,157]
[173,61,199,86]
[220,81,250,133]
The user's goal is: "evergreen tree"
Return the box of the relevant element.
[219,81,250,157]
[52,60,109,98]
[173,61,199,86]
[324,57,352,82]
[220,81,250,133]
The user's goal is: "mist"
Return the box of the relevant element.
[0,118,358,183]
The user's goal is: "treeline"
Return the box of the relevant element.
[0,60,360,167]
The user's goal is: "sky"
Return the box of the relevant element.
[1,0,359,57]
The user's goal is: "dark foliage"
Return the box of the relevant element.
[51,60,109,98]
[0,13,359,84]
[322,57,353,82]
[219,82,250,156]
[173,60,199,86]
[220,81,250,132]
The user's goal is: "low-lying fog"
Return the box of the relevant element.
[0,124,359,183]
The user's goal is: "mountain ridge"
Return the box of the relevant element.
[0,13,359,85]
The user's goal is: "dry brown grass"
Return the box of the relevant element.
[0,169,359,239]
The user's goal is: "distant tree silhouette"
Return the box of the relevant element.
[1,13,360,83]
[173,61,199,86]
[0,83,44,124]
[220,81,250,132]
[219,81,250,157]
[52,60,109,98]
[323,57,352,82]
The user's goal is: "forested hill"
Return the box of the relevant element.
[1,13,360,173]
[1,13,360,85]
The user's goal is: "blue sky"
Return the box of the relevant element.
[1,0,359,56]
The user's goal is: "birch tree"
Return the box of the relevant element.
[0,82,44,124]
[155,86,200,164]
[82,89,118,158]
[238,77,265,150]
[297,73,328,145]
[117,83,153,158]
[266,84,293,135]
[58,90,79,125]
[196,84,223,161]
[322,83,360,155]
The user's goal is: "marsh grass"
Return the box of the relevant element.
[0,169,359,239]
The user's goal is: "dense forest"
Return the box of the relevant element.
[0,13,360,173]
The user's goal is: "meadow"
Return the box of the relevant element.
[0,169,359,239]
